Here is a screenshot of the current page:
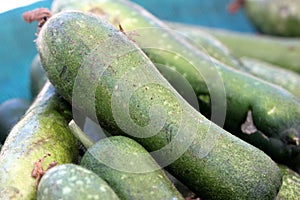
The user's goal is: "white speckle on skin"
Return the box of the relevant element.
[43,188,48,195]
[114,85,119,91]
[76,166,90,173]
[62,187,72,195]
[152,185,158,189]
[267,107,276,115]
[254,81,261,86]
[170,66,176,71]
[168,111,173,115]
[56,179,63,185]
[121,175,127,180]
[76,180,84,185]
[99,186,107,192]
[85,177,92,184]
[59,170,67,176]
[69,176,77,181]
[76,21,86,28]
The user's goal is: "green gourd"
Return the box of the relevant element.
[37,10,282,199]
[0,81,78,199]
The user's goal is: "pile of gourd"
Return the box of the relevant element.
[0,0,299,199]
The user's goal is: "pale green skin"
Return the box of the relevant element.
[50,0,300,172]
[166,22,242,69]
[52,0,300,73]
[37,164,120,200]
[81,136,184,200]
[167,23,300,100]
[241,57,300,100]
[276,165,300,200]
[244,0,300,37]
[69,122,183,199]
[0,82,78,200]
[38,11,282,199]
[193,25,300,75]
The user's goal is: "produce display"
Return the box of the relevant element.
[166,22,300,100]
[0,0,300,199]
[50,0,300,173]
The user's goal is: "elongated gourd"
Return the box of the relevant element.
[166,22,300,100]
[37,164,120,200]
[165,22,242,69]
[37,11,282,200]
[68,120,184,199]
[172,23,300,74]
[276,164,300,200]
[51,0,300,173]
[79,136,185,200]
[0,81,78,199]
[240,57,300,100]
[244,0,300,37]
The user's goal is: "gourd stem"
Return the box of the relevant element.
[69,119,94,149]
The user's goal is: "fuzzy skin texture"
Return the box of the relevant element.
[244,0,300,37]
[37,11,282,199]
[0,82,78,199]
[81,136,184,200]
[37,164,120,200]
[50,0,300,173]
